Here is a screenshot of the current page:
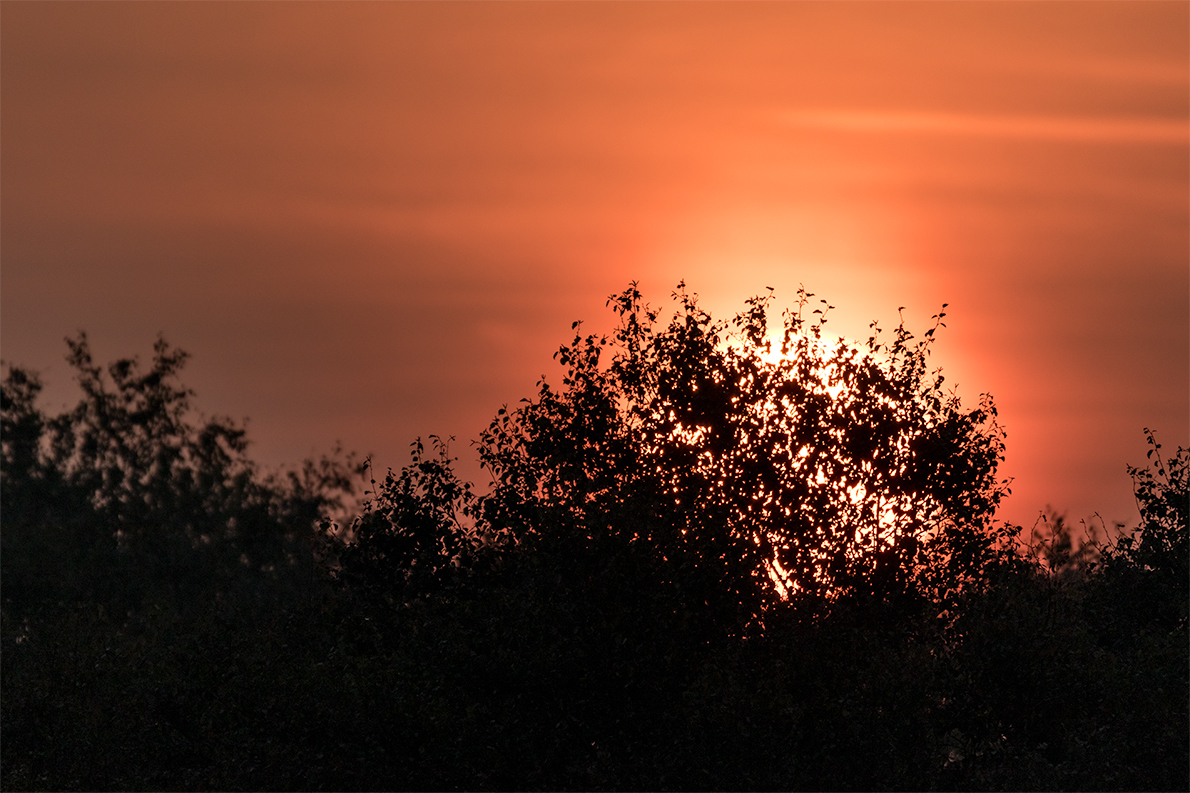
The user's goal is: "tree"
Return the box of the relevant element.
[477,283,1012,631]
[1117,429,1188,577]
[329,436,498,608]
[1,333,358,617]
[1099,429,1189,631]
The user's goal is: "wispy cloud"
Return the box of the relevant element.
[784,110,1188,146]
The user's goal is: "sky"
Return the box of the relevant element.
[2,1,1187,533]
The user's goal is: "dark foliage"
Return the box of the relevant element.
[475,284,1012,635]
[3,289,1186,791]
[1,333,358,622]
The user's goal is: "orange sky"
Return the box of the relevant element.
[3,1,1187,532]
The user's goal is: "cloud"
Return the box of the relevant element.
[783,110,1188,146]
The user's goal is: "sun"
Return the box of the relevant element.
[755,330,849,400]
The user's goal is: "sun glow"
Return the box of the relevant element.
[756,331,849,400]
[689,318,949,603]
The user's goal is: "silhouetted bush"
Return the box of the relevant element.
[1,333,358,622]
[467,285,1014,633]
[2,287,1185,791]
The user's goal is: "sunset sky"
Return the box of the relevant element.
[3,1,1186,532]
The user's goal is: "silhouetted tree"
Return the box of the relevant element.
[4,299,1185,792]
[1,332,358,618]
[1109,432,1188,590]
[1093,429,1189,635]
[329,436,502,610]
[477,283,1012,632]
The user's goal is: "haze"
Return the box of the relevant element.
[2,1,1186,531]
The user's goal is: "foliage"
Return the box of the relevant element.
[1,332,358,619]
[327,436,502,613]
[478,283,1011,632]
[2,291,1186,791]
[1127,430,1190,559]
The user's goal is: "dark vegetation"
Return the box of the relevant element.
[3,284,1186,791]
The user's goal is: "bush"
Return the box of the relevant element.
[474,283,1011,633]
[1,332,359,619]
[3,288,1185,791]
